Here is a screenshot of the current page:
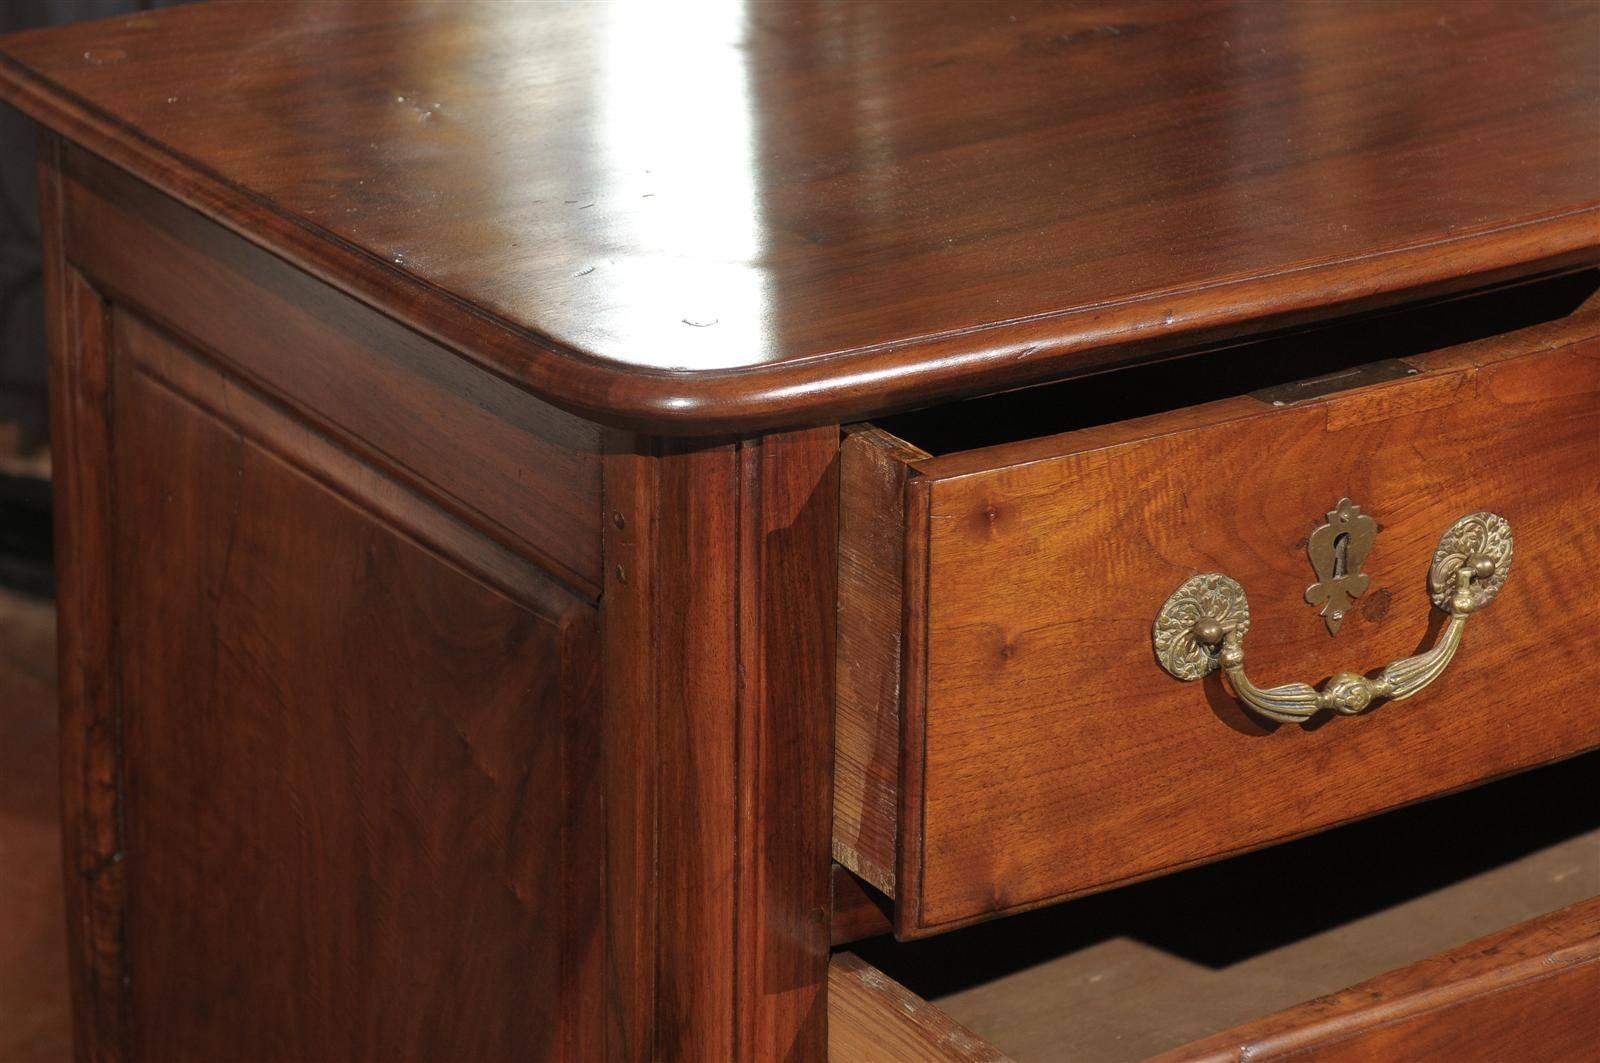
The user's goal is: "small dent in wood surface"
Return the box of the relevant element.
[969,501,1012,538]
[450,724,502,786]
[993,628,1026,665]
[83,850,126,881]
[986,874,1016,914]
[82,48,127,65]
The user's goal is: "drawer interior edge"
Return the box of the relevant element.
[834,426,928,899]
[878,269,1600,473]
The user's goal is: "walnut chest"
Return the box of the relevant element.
[1,2,1595,1059]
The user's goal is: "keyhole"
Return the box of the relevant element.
[1332,532,1350,579]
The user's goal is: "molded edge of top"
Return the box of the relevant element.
[4,54,1598,437]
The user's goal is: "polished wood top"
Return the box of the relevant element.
[2,1,1597,431]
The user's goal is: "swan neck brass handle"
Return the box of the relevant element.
[1153,512,1512,725]
[1212,566,1474,723]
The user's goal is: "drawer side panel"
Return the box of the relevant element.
[835,427,927,896]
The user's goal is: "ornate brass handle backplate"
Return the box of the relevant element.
[1153,512,1512,724]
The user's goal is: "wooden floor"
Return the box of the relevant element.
[0,587,68,1063]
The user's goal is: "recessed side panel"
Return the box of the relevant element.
[62,147,604,594]
[105,309,600,1060]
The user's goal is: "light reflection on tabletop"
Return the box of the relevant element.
[1,0,1594,380]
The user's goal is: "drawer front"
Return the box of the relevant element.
[837,331,1600,936]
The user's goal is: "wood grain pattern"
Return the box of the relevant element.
[598,434,658,1062]
[650,441,740,1059]
[104,310,601,1061]
[831,863,893,948]
[735,427,839,1059]
[828,953,1010,1063]
[835,425,928,895]
[624,428,838,1059]
[2,2,1596,431]
[43,129,616,1055]
[19,3,1600,1056]
[39,130,124,1063]
[45,156,844,1058]
[736,429,838,1056]
[1154,897,1600,1063]
[60,144,604,595]
[840,321,1600,935]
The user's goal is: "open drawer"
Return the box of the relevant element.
[831,898,1600,1061]
[834,272,1600,937]
[832,734,1600,1061]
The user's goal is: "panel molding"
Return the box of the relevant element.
[42,132,126,1059]
[104,316,599,1059]
[116,308,578,620]
[61,145,604,599]
[45,125,604,1056]
[608,428,839,1059]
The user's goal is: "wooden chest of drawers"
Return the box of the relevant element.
[0,2,1595,1059]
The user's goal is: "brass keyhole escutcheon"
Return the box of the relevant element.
[1305,498,1376,636]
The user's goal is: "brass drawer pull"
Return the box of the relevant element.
[1153,513,1512,724]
